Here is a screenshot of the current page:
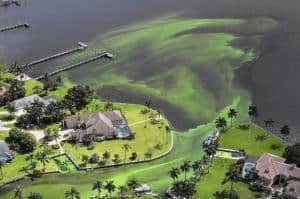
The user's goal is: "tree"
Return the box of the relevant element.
[215,117,227,132]
[45,102,64,123]
[180,160,191,181]
[117,185,127,199]
[0,160,4,179]
[36,149,50,170]
[1,79,25,105]
[223,163,240,198]
[25,153,35,163]
[104,102,114,111]
[280,125,290,137]
[27,192,43,199]
[102,151,110,163]
[5,128,37,153]
[192,160,203,176]
[52,129,60,145]
[81,154,89,166]
[144,97,152,128]
[92,180,103,198]
[122,143,131,162]
[264,118,275,133]
[112,154,121,164]
[283,143,300,167]
[248,105,258,124]
[14,186,23,199]
[127,178,139,192]
[227,108,237,127]
[129,152,138,161]
[7,103,16,118]
[65,187,80,199]
[171,180,196,199]
[63,85,94,114]
[104,180,116,198]
[144,151,152,160]
[168,167,180,182]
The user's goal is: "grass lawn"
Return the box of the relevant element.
[63,100,172,165]
[194,158,264,199]
[24,79,44,96]
[219,124,287,157]
[0,131,60,181]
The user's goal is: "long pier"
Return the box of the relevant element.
[34,52,115,80]
[0,23,29,32]
[23,42,88,68]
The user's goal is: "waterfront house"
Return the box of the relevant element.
[254,153,300,198]
[62,110,132,141]
[10,94,58,114]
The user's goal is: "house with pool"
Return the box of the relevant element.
[0,140,13,162]
[243,153,300,199]
[62,110,132,142]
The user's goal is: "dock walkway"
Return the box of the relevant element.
[0,23,29,32]
[34,52,115,80]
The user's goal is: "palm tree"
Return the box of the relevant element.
[144,151,152,160]
[248,105,258,124]
[180,160,191,181]
[122,143,131,162]
[104,180,116,198]
[81,154,89,166]
[227,108,237,127]
[53,129,60,145]
[224,163,240,199]
[192,160,203,176]
[127,178,139,192]
[65,187,80,199]
[117,185,127,199]
[36,150,49,171]
[281,125,290,137]
[27,192,43,199]
[14,186,23,199]
[0,160,4,179]
[168,167,180,182]
[7,103,16,119]
[144,97,152,128]
[215,117,227,132]
[25,153,35,163]
[92,180,103,198]
[102,151,110,163]
[264,118,275,134]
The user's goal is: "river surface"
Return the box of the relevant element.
[0,0,300,198]
[1,0,300,138]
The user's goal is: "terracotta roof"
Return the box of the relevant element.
[285,179,300,198]
[256,153,300,187]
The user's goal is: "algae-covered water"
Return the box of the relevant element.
[1,0,300,197]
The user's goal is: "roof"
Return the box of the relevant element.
[285,179,300,198]
[64,110,127,138]
[10,94,57,110]
[0,140,10,155]
[256,153,300,187]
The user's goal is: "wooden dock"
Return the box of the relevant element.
[34,52,115,80]
[23,42,88,68]
[0,23,29,32]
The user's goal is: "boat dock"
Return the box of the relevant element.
[0,0,21,7]
[34,52,115,80]
[23,42,88,68]
[0,23,29,32]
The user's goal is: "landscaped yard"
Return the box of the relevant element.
[219,124,286,157]
[63,100,172,165]
[194,158,264,199]
[0,131,60,181]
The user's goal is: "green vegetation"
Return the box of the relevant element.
[195,158,264,199]
[63,100,172,165]
[219,124,287,157]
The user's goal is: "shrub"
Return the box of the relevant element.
[89,153,99,164]
[51,144,60,150]
[87,142,95,150]
[5,128,37,153]
[140,108,150,114]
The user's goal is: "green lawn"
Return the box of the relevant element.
[0,131,60,181]
[194,158,264,199]
[24,79,44,96]
[219,124,287,157]
[63,100,172,165]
